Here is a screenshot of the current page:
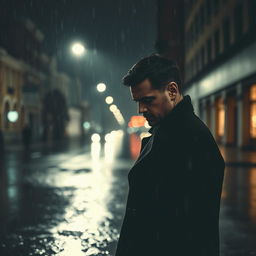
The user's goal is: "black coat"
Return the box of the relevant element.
[115,95,225,256]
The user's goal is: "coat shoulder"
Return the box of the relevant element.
[184,113,225,168]
[182,113,216,145]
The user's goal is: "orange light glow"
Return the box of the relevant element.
[250,103,256,138]
[217,100,225,137]
[250,84,256,100]
[129,133,141,160]
[129,116,146,128]
[250,85,256,138]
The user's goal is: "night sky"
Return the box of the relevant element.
[1,0,157,121]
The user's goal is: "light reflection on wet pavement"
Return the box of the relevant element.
[220,167,256,255]
[1,133,256,255]
[0,131,131,256]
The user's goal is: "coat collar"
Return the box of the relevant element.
[132,95,193,170]
[148,95,194,134]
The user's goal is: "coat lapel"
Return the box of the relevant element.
[132,127,158,168]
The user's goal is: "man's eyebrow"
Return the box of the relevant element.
[133,96,155,102]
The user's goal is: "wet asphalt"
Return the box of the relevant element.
[0,134,256,256]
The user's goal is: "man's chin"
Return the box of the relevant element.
[147,119,157,127]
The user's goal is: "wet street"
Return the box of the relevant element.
[1,133,256,256]
[0,132,131,256]
[220,166,256,255]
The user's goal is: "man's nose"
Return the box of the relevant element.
[138,102,147,114]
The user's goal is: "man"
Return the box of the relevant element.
[115,54,225,256]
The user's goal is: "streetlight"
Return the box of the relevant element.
[7,111,19,123]
[96,83,107,135]
[109,104,117,112]
[71,42,86,57]
[97,83,106,93]
[105,96,113,104]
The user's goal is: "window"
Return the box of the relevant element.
[187,29,191,50]
[248,0,256,30]
[196,53,200,73]
[185,37,188,52]
[195,15,199,39]
[234,3,243,41]
[190,28,193,48]
[184,0,190,22]
[214,29,220,57]
[206,100,211,129]
[207,38,212,63]
[213,0,220,14]
[217,98,225,137]
[192,58,196,77]
[223,18,230,50]
[199,101,204,120]
[201,46,205,68]
[192,23,196,45]
[250,85,256,138]
[6,68,14,89]
[187,62,191,81]
[199,6,204,33]
[206,0,212,24]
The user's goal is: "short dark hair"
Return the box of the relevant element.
[122,54,182,94]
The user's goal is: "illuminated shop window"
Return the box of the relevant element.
[250,103,256,138]
[250,84,256,100]
[217,100,225,137]
[250,85,256,138]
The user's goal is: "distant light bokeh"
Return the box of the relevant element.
[96,83,106,93]
[105,96,113,104]
[91,133,101,143]
[109,104,117,112]
[7,111,19,123]
[71,42,85,56]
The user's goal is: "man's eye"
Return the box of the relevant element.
[143,98,153,103]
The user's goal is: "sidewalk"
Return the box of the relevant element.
[219,145,256,166]
[1,136,90,156]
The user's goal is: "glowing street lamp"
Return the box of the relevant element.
[83,121,91,130]
[7,111,19,123]
[97,83,106,93]
[109,104,117,112]
[71,42,86,57]
[91,133,101,142]
[105,96,113,104]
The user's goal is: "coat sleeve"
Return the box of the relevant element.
[154,131,225,256]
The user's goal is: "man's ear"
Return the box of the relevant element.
[166,82,179,100]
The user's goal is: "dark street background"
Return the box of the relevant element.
[0,0,157,119]
[1,0,256,255]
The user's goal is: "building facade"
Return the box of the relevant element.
[0,49,25,137]
[0,18,49,143]
[156,0,185,79]
[0,18,89,144]
[158,0,256,149]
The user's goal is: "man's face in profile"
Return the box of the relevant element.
[130,79,175,127]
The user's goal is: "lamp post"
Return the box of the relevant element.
[70,41,86,100]
[96,83,107,137]
[70,41,87,98]
[70,42,87,139]
[71,42,86,57]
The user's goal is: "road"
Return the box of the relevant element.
[0,132,256,256]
